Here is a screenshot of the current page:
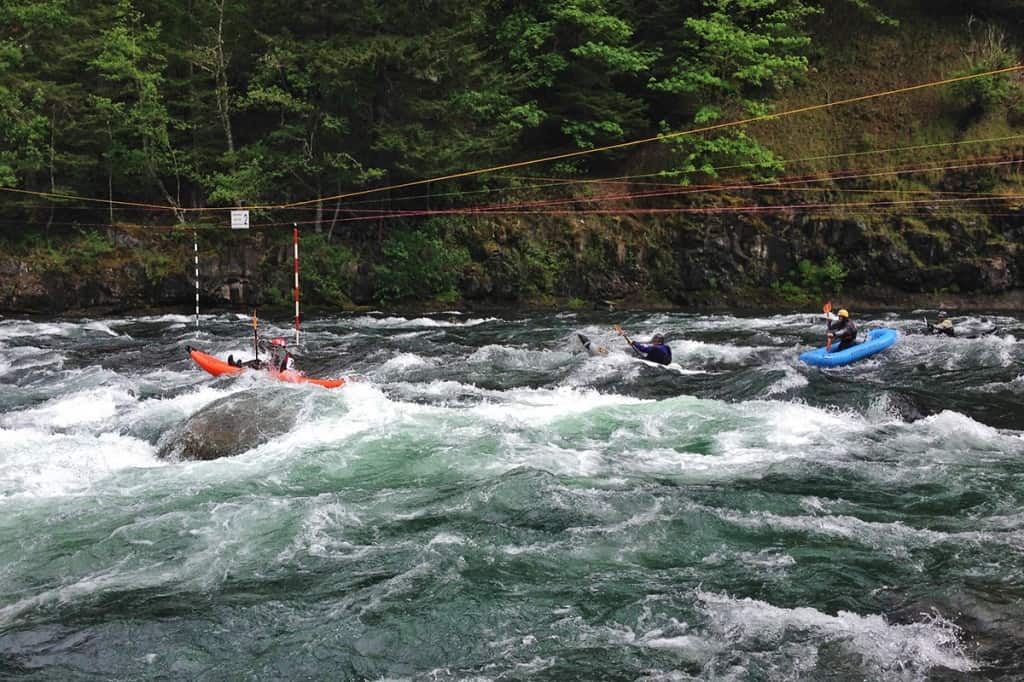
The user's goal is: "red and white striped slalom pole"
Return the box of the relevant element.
[293,225,300,345]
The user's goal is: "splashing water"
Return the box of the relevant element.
[0,310,1022,679]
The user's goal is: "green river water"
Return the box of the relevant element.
[0,310,1022,680]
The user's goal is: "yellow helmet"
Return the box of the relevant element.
[837,309,849,318]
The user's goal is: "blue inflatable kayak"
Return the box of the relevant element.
[800,328,899,367]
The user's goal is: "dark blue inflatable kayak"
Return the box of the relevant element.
[800,328,899,367]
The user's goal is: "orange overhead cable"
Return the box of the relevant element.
[3,66,1021,214]
[275,64,1024,209]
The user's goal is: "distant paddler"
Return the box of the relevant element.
[614,324,672,365]
[925,311,955,337]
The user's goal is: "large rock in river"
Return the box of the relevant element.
[157,390,302,461]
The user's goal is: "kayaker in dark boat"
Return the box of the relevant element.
[926,311,955,337]
[627,332,672,365]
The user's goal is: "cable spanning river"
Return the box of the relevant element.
[1,310,1022,680]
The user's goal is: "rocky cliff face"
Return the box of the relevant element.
[0,234,271,314]
[653,211,1023,300]
[1,210,1021,315]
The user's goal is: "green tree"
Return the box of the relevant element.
[495,0,657,161]
[649,0,821,181]
[89,0,190,220]
[0,0,103,233]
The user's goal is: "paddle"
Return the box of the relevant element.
[252,310,259,362]
[823,301,833,352]
[614,324,642,356]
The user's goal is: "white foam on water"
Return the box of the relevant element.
[0,319,125,339]
[901,332,1020,370]
[396,379,484,398]
[246,382,651,482]
[469,386,647,427]
[975,373,1024,394]
[82,320,121,337]
[762,360,809,396]
[563,352,643,387]
[349,315,500,329]
[427,532,466,547]
[467,344,575,371]
[1,386,136,430]
[0,321,74,340]
[0,345,65,376]
[671,338,765,365]
[0,428,161,500]
[123,383,246,433]
[721,399,856,454]
[373,352,439,377]
[897,410,1023,455]
[109,313,194,325]
[677,312,828,333]
[634,358,705,374]
[497,438,608,477]
[0,497,299,626]
[251,381,415,455]
[800,496,834,514]
[713,507,946,555]
[383,379,491,410]
[696,590,976,674]
[276,499,368,563]
[601,620,715,664]
[701,547,796,574]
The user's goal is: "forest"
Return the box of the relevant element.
[1,0,1023,311]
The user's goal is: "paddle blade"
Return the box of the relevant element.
[823,301,832,315]
[613,324,625,336]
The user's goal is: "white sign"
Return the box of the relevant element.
[230,210,250,229]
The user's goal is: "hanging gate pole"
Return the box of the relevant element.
[293,225,300,345]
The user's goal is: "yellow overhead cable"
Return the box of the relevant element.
[275,64,1024,208]
[330,133,1024,206]
[6,127,1022,211]
[496,133,1024,189]
[0,186,180,211]
[1,66,1021,213]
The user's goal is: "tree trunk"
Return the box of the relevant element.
[214,0,234,155]
[45,112,56,241]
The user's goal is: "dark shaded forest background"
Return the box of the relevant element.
[2,0,1024,312]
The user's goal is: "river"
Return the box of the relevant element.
[1,310,1022,680]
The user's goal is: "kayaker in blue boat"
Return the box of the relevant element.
[827,309,858,352]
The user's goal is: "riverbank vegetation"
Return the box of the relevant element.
[1,1,1023,311]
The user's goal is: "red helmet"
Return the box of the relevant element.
[271,337,287,347]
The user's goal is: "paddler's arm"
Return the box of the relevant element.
[613,324,641,356]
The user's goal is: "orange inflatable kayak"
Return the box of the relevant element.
[187,347,346,389]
